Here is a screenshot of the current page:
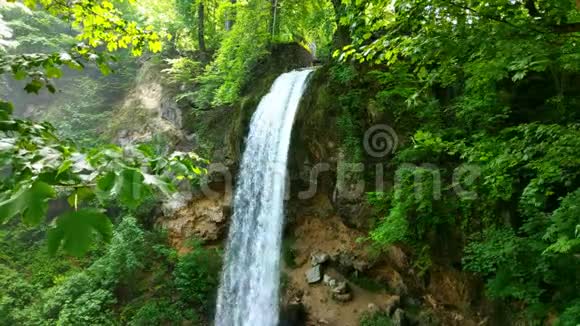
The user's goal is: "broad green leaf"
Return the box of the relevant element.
[0,181,55,225]
[22,182,56,225]
[24,80,43,94]
[57,159,72,177]
[0,101,13,120]
[0,187,27,224]
[45,66,63,79]
[67,187,96,207]
[47,208,113,256]
[118,168,146,208]
[143,173,174,197]
[13,69,27,80]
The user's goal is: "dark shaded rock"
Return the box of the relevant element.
[332,252,369,274]
[383,295,401,316]
[334,197,374,229]
[279,303,307,326]
[332,292,353,303]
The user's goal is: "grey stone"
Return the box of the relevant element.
[305,265,322,284]
[310,252,330,266]
[331,281,348,294]
[367,303,379,313]
[328,279,337,288]
[323,274,333,286]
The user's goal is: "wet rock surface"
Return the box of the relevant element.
[306,265,323,284]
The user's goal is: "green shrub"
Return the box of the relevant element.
[40,216,145,323]
[556,300,580,326]
[173,240,221,311]
[360,311,393,326]
[0,266,39,325]
[128,299,199,326]
[282,236,297,268]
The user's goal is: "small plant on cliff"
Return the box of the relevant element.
[360,311,393,326]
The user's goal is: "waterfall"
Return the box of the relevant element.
[215,68,314,326]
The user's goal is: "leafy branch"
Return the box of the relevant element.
[0,101,207,256]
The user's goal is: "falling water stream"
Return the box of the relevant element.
[215,69,314,326]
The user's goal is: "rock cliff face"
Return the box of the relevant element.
[108,61,185,147]
[150,44,490,325]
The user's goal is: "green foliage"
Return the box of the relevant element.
[272,0,336,56]
[189,0,337,107]
[0,0,208,256]
[370,166,445,246]
[0,265,38,325]
[282,236,297,268]
[128,298,200,326]
[360,311,393,326]
[340,0,580,321]
[40,216,144,324]
[543,189,580,255]
[0,0,163,97]
[174,239,222,311]
[0,108,206,255]
[556,300,580,326]
[195,0,271,108]
[47,209,113,257]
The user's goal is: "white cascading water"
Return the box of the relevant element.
[215,68,314,326]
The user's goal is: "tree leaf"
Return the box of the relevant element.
[67,187,96,207]
[45,66,63,79]
[118,168,146,208]
[0,181,55,225]
[47,208,113,256]
[143,173,174,197]
[22,181,56,225]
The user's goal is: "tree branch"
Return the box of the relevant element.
[552,23,580,34]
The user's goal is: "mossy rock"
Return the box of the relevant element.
[185,42,315,167]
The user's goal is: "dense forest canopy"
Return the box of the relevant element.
[0,0,579,325]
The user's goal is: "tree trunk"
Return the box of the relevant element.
[270,0,278,37]
[225,0,236,31]
[198,0,206,52]
[331,0,350,48]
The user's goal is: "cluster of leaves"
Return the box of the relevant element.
[271,0,336,55]
[173,239,222,312]
[0,0,164,97]
[0,4,139,147]
[0,1,204,260]
[333,0,580,322]
[166,0,338,108]
[193,0,273,108]
[0,101,206,256]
